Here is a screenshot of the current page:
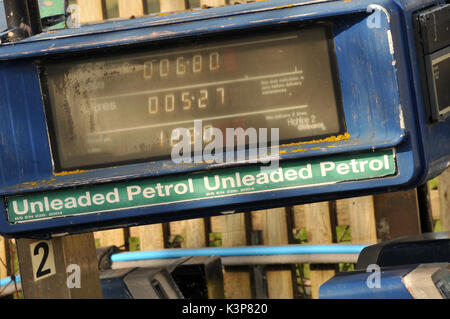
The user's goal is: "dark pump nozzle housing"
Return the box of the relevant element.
[3,0,42,41]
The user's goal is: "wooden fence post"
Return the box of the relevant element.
[347,196,377,245]
[304,202,335,299]
[439,167,450,231]
[200,0,226,6]
[77,0,104,24]
[179,218,207,248]
[211,213,252,299]
[118,0,145,18]
[17,233,102,299]
[252,208,294,299]
[0,236,7,280]
[373,190,422,241]
[94,229,127,248]
[160,0,187,12]
[131,224,166,251]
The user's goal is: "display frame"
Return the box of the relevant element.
[0,0,423,238]
[38,21,347,172]
[426,46,450,122]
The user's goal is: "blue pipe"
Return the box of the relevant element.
[0,245,365,288]
[111,244,367,262]
[0,275,20,288]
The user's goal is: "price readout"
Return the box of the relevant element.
[43,25,345,170]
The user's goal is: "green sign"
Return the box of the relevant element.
[39,0,65,29]
[6,149,396,223]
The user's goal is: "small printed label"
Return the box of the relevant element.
[6,149,396,223]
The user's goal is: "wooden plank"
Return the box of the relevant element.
[292,205,306,229]
[210,214,247,248]
[159,0,186,12]
[17,233,102,299]
[373,190,421,241]
[336,199,350,226]
[0,236,7,280]
[134,224,165,251]
[305,202,333,244]
[169,220,183,238]
[118,0,145,18]
[94,229,126,248]
[77,0,104,23]
[304,202,335,299]
[430,189,440,221]
[179,218,206,248]
[252,208,294,299]
[439,167,450,231]
[347,196,377,244]
[211,213,251,299]
[169,219,206,249]
[296,200,350,229]
[201,0,226,6]
[265,265,293,299]
[222,267,252,299]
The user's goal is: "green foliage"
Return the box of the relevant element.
[168,235,184,248]
[434,220,442,233]
[428,178,438,190]
[128,237,140,251]
[293,228,308,244]
[209,232,222,247]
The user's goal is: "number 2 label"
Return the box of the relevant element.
[30,241,56,281]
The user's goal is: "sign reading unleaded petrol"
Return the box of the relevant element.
[7,149,396,224]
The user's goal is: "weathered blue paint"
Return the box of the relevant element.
[0,0,448,237]
[319,265,415,299]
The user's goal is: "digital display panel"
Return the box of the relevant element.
[431,49,450,118]
[42,25,345,170]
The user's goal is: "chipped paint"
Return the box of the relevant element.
[20,177,57,188]
[280,132,351,148]
[398,105,405,129]
[386,29,394,55]
[21,181,39,187]
[54,170,88,177]
[278,133,351,154]
[367,4,390,23]
[367,4,394,56]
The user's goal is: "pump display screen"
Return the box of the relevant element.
[431,50,450,117]
[43,25,345,171]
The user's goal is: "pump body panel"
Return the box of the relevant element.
[0,0,448,238]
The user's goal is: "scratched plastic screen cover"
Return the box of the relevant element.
[43,25,344,170]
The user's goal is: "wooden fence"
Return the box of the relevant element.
[94,167,449,299]
[2,168,445,298]
[0,0,449,299]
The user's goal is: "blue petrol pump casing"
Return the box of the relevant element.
[0,0,448,238]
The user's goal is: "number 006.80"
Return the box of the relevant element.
[143,52,220,79]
